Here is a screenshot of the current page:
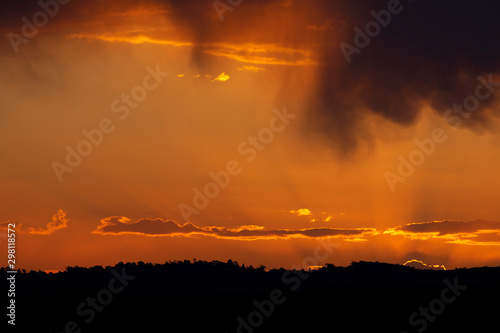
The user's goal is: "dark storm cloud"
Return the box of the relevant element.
[158,0,500,154]
[2,0,499,153]
[302,0,500,153]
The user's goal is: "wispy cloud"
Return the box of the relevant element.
[66,30,317,67]
[92,216,375,241]
[0,210,69,235]
[384,220,500,246]
[66,32,193,47]
[27,209,69,235]
[238,65,266,72]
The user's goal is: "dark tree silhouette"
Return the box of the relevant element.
[2,260,499,332]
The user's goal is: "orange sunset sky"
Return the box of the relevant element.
[1,0,500,271]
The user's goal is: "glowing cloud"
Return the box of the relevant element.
[92,216,374,241]
[289,208,312,216]
[28,209,69,235]
[403,259,446,270]
[0,210,70,235]
[212,72,230,82]
[66,32,193,47]
[238,66,266,72]
[385,220,500,246]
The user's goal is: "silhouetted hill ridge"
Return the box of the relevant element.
[4,260,500,296]
[3,260,499,332]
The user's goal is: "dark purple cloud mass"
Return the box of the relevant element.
[2,0,499,154]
